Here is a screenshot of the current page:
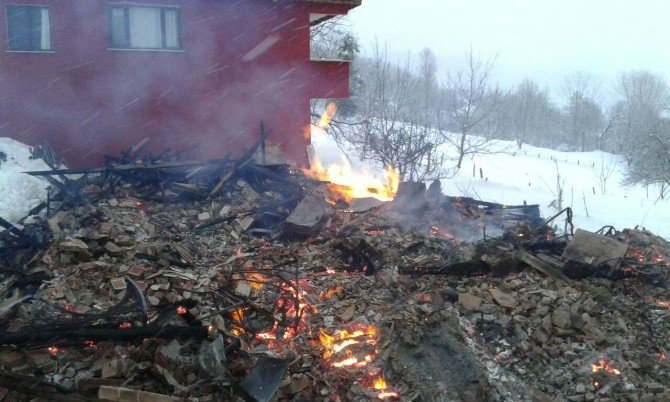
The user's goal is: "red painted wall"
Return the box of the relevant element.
[0,0,353,167]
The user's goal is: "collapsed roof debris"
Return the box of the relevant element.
[0,142,669,402]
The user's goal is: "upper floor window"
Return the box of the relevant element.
[109,5,182,50]
[6,5,52,51]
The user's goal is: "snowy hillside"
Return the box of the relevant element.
[311,128,670,240]
[0,138,52,224]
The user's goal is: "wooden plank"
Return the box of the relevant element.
[518,250,569,281]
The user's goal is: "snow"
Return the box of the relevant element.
[0,138,52,225]
[311,127,670,240]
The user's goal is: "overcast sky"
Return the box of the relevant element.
[348,0,670,104]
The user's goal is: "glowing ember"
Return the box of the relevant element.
[119,322,132,329]
[253,279,316,351]
[590,359,621,375]
[657,300,670,309]
[244,272,267,290]
[48,346,59,357]
[331,351,373,368]
[366,229,386,236]
[177,306,187,315]
[319,325,378,360]
[431,226,455,239]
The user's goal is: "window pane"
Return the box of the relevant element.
[7,6,31,50]
[110,8,127,48]
[39,8,51,50]
[164,9,180,49]
[129,7,161,48]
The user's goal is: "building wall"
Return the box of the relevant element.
[0,0,351,167]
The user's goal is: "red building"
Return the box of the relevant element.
[0,0,360,167]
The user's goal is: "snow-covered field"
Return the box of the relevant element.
[0,138,52,224]
[311,128,670,240]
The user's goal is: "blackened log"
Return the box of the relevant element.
[0,325,208,347]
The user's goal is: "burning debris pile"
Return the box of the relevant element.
[0,138,669,402]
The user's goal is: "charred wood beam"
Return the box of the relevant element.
[24,158,235,177]
[209,123,273,198]
[399,260,492,276]
[0,216,29,242]
[0,325,208,348]
[134,252,191,268]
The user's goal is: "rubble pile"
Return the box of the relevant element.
[0,150,669,401]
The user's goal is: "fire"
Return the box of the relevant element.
[48,346,59,357]
[373,376,400,400]
[318,102,338,130]
[119,322,132,329]
[331,351,373,368]
[590,359,621,375]
[304,157,400,203]
[177,306,187,315]
[319,325,378,360]
[304,103,399,203]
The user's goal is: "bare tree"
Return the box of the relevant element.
[612,71,670,191]
[331,42,446,181]
[563,73,604,151]
[508,79,555,148]
[334,43,444,181]
[440,49,504,169]
[592,153,619,194]
[417,47,438,127]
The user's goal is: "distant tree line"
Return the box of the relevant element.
[311,19,670,194]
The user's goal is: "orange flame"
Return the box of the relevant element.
[304,103,400,203]
[590,359,621,375]
[318,102,338,130]
[177,306,187,315]
[373,376,400,400]
[304,157,400,203]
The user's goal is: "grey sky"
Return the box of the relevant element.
[348,0,670,104]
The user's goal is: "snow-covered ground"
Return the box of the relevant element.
[311,128,670,240]
[0,138,52,224]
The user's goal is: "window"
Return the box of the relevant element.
[109,5,182,50]
[6,5,52,51]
